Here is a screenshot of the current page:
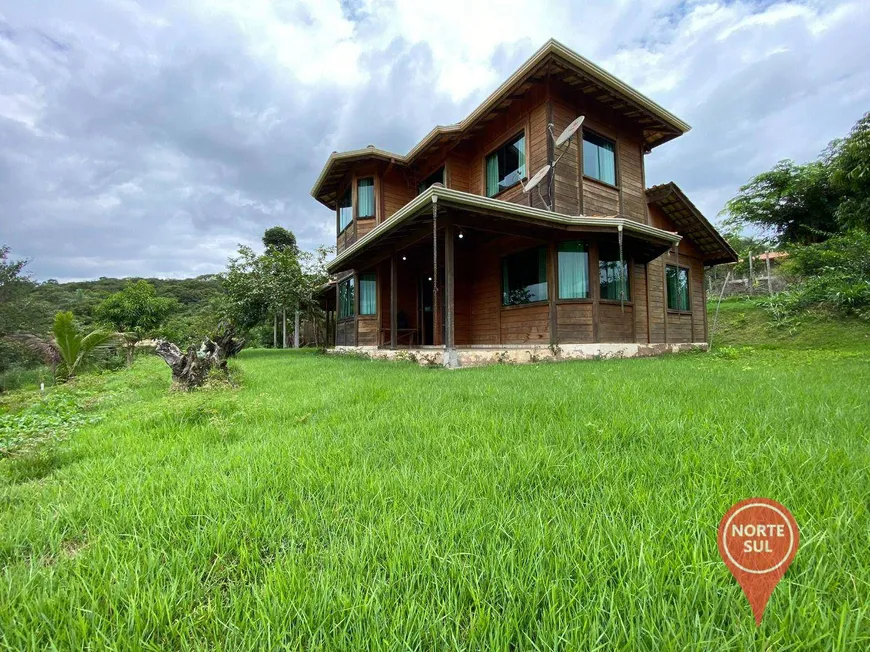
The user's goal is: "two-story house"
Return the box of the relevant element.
[312,39,736,367]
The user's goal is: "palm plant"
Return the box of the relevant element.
[5,311,116,380]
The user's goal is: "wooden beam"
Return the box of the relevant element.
[444,223,455,350]
[549,241,558,346]
[390,252,397,350]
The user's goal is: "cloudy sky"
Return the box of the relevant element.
[2,0,868,281]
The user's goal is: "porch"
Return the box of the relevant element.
[321,187,707,360]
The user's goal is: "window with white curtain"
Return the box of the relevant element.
[557,242,589,299]
[583,132,616,186]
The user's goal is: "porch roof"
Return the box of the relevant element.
[646,182,738,265]
[326,186,682,274]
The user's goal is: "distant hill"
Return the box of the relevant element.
[25,275,224,334]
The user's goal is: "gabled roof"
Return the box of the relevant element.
[646,183,738,265]
[312,38,691,209]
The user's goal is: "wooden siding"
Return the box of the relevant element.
[556,303,593,343]
[598,303,634,343]
[501,304,550,344]
[633,262,648,342]
[382,166,414,221]
[357,316,378,346]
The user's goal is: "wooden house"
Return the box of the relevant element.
[312,39,736,367]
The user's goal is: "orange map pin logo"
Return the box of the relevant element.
[718,498,799,625]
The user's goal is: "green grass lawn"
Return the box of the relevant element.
[2,329,870,648]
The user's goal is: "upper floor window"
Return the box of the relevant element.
[357,178,375,218]
[338,277,354,319]
[417,167,445,195]
[502,245,547,306]
[338,187,352,233]
[583,132,616,186]
[558,241,589,299]
[486,133,526,197]
[599,244,630,301]
[359,273,376,315]
[666,265,690,311]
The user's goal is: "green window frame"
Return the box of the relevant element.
[502,246,548,306]
[359,273,376,315]
[357,178,375,218]
[417,167,445,195]
[486,133,526,197]
[557,241,590,299]
[583,131,616,186]
[338,186,353,233]
[666,265,690,311]
[598,244,630,301]
[338,277,355,319]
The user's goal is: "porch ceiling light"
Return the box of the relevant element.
[402,255,407,261]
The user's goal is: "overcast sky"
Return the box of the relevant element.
[2,0,868,281]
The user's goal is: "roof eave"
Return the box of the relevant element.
[326,187,681,274]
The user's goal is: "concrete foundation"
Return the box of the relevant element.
[330,342,708,368]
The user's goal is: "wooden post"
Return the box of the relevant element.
[548,241,557,346]
[390,252,398,350]
[766,255,773,295]
[444,223,455,350]
[432,197,440,347]
[325,306,330,348]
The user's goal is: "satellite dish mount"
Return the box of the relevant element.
[521,115,585,211]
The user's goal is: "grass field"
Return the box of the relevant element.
[1,308,870,649]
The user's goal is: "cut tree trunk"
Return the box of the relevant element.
[155,325,244,390]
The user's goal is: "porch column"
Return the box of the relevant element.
[444,223,455,350]
[390,251,398,350]
[432,196,441,347]
[325,304,330,348]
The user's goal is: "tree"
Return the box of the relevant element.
[222,245,270,330]
[829,112,870,232]
[261,247,302,348]
[96,280,175,364]
[0,245,37,337]
[723,160,839,245]
[296,246,333,348]
[7,312,115,379]
[262,226,298,254]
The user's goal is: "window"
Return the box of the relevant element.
[558,242,589,299]
[417,167,445,195]
[338,187,352,232]
[666,265,690,311]
[583,132,616,186]
[486,133,526,197]
[502,246,547,306]
[598,244,630,301]
[338,277,355,319]
[357,178,375,218]
[359,273,376,315]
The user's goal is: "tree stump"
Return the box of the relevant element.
[155,324,244,390]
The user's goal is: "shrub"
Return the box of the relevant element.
[762,230,870,322]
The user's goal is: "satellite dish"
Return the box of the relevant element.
[555,115,585,147]
[522,164,551,193]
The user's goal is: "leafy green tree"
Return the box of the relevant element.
[96,280,176,364]
[829,112,870,231]
[262,226,298,254]
[723,160,839,245]
[0,245,37,336]
[222,245,270,330]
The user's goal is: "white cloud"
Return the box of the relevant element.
[0,0,868,280]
